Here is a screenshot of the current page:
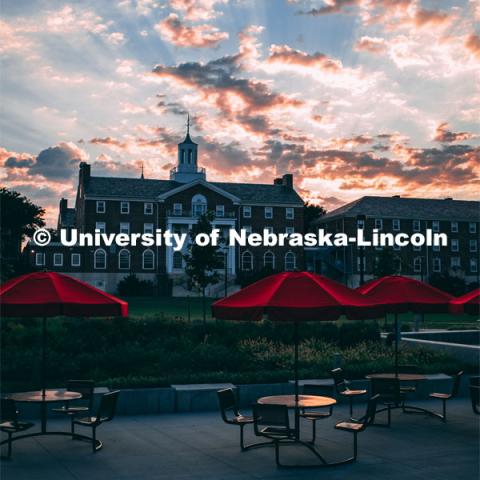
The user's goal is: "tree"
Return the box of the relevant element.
[117,273,155,297]
[0,187,45,280]
[183,212,222,324]
[303,202,326,233]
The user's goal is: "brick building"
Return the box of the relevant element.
[28,127,304,294]
[307,196,480,288]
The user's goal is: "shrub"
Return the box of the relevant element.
[117,274,155,296]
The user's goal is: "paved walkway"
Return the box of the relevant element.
[1,398,478,480]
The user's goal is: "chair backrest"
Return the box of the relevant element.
[331,368,347,394]
[67,380,95,410]
[217,389,239,423]
[359,394,379,431]
[469,386,480,414]
[451,371,464,397]
[96,391,120,424]
[1,399,18,423]
[370,378,402,402]
[398,365,420,374]
[252,404,289,437]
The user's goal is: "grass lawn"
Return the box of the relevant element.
[123,296,478,329]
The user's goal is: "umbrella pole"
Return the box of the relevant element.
[294,320,299,440]
[42,317,47,397]
[394,313,399,377]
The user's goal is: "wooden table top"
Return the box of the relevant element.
[7,389,82,403]
[366,373,426,381]
[258,394,336,408]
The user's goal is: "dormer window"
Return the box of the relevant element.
[192,194,207,217]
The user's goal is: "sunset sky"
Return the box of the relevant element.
[1,0,479,225]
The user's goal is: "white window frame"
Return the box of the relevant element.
[432,221,440,233]
[374,218,383,230]
[470,258,478,273]
[264,251,275,269]
[451,222,458,233]
[173,203,182,216]
[95,222,106,233]
[451,239,459,252]
[392,219,400,231]
[286,208,294,220]
[413,257,422,273]
[120,222,130,235]
[413,220,420,232]
[357,219,365,229]
[264,207,273,219]
[357,256,366,272]
[470,239,478,252]
[433,257,441,272]
[142,249,155,270]
[450,257,461,268]
[264,226,274,234]
[469,222,477,234]
[243,206,252,218]
[53,253,63,267]
[35,252,45,266]
[144,202,153,215]
[118,249,130,270]
[96,201,105,213]
[192,194,207,217]
[286,227,294,235]
[120,201,130,214]
[216,205,225,217]
[285,251,296,271]
[94,248,107,270]
[241,251,253,271]
[144,223,154,235]
[172,251,183,270]
[71,253,81,267]
[432,244,440,252]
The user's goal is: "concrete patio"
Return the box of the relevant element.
[2,398,478,480]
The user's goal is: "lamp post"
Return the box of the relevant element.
[220,241,228,297]
[356,214,366,285]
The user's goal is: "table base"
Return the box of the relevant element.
[372,404,442,426]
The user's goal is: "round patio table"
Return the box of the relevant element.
[258,394,336,409]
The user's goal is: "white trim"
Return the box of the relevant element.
[118,249,131,270]
[142,249,155,270]
[157,178,241,203]
[35,252,45,266]
[53,253,63,267]
[241,250,253,271]
[94,248,107,270]
[264,250,275,269]
[71,253,81,267]
[284,251,296,271]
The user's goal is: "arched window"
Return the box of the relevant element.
[173,251,183,269]
[192,194,207,217]
[143,249,155,270]
[94,248,106,269]
[264,251,275,270]
[118,249,130,270]
[241,251,253,271]
[284,251,296,271]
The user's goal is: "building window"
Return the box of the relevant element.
[192,194,207,217]
[413,220,420,232]
[243,206,251,218]
[470,258,478,273]
[119,222,130,234]
[470,239,478,252]
[264,226,273,234]
[264,207,273,219]
[413,257,422,273]
[35,252,45,266]
[286,208,294,220]
[374,218,383,230]
[357,256,366,272]
[393,243,401,251]
[71,253,81,267]
[470,222,477,234]
[357,218,365,229]
[432,221,440,232]
[173,203,182,216]
[173,251,183,269]
[451,239,459,252]
[432,244,440,252]
[94,249,106,269]
[413,244,421,251]
[264,251,275,270]
[450,257,461,268]
[120,202,130,214]
[451,222,458,233]
[285,251,296,271]
[96,201,105,213]
[144,202,153,215]
[393,219,400,231]
[118,249,130,270]
[243,225,252,234]
[53,253,63,266]
[95,222,106,233]
[241,251,253,271]
[144,223,154,235]
[394,257,402,273]
[286,227,294,235]
[143,249,155,270]
[433,257,441,272]
[216,205,225,217]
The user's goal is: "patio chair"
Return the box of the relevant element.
[335,394,379,461]
[429,371,463,422]
[217,388,261,451]
[52,380,95,433]
[0,399,34,459]
[252,403,295,467]
[331,368,367,419]
[299,384,333,444]
[72,390,120,452]
[370,378,405,426]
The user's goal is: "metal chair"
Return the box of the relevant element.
[0,399,34,459]
[335,394,379,461]
[72,390,120,452]
[331,368,367,419]
[52,380,95,433]
[370,378,405,426]
[397,365,420,395]
[217,388,261,451]
[252,403,295,467]
[299,384,333,444]
[429,371,464,422]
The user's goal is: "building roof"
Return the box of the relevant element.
[84,176,304,205]
[319,196,480,222]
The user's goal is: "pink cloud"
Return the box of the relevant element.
[354,36,387,54]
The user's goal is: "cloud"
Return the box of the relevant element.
[414,8,451,27]
[155,13,228,48]
[267,45,342,71]
[354,36,387,54]
[169,0,228,21]
[298,0,360,16]
[433,122,476,143]
[465,33,480,59]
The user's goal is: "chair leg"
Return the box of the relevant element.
[92,427,96,453]
[353,432,358,460]
[274,441,281,468]
[387,405,391,426]
[349,397,353,417]
[71,417,75,436]
[7,432,12,459]
[311,420,317,444]
[442,399,447,422]
[240,424,245,450]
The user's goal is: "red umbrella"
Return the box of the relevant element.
[0,272,128,405]
[356,275,453,374]
[449,289,480,316]
[212,271,382,437]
